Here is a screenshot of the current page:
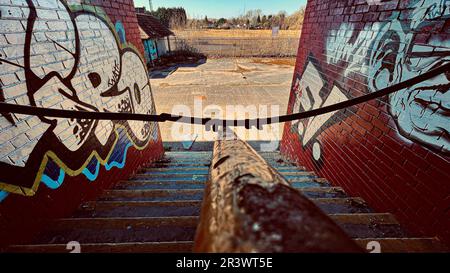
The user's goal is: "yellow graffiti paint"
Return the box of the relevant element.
[0,123,157,196]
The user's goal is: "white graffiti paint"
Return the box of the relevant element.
[302,85,348,147]
[291,59,349,161]
[312,142,321,162]
[368,0,450,153]
[325,0,450,154]
[326,23,381,77]
[0,0,157,191]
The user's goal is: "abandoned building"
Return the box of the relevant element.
[137,12,174,65]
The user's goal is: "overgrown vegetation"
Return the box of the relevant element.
[150,7,188,29]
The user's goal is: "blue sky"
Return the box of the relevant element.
[134,0,307,19]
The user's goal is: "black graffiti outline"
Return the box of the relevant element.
[368,13,450,156]
[0,0,155,193]
[290,53,353,164]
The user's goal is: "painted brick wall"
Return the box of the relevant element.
[281,0,450,244]
[87,0,145,55]
[0,0,163,246]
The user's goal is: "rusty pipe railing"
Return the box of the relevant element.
[194,130,362,253]
[1,62,449,130]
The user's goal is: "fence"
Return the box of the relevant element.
[169,37,299,57]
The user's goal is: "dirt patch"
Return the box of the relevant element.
[251,58,296,66]
[148,50,206,72]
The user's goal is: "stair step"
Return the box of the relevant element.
[114,178,329,191]
[285,175,321,181]
[81,194,361,217]
[143,167,209,173]
[50,216,199,229]
[160,157,212,163]
[115,181,205,190]
[313,198,373,214]
[276,171,317,177]
[160,155,211,159]
[290,181,328,188]
[140,169,208,174]
[275,166,306,171]
[148,162,211,168]
[32,216,199,244]
[74,201,202,218]
[296,187,347,199]
[132,174,208,181]
[331,213,399,225]
[267,160,296,165]
[258,152,283,156]
[165,152,212,157]
[100,187,347,202]
[258,152,285,159]
[131,174,319,182]
[138,169,313,176]
[8,241,194,253]
[100,189,204,202]
[161,157,211,162]
[133,170,316,183]
[261,156,293,162]
[11,150,439,253]
[355,238,448,253]
[330,213,408,239]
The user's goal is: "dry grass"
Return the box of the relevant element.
[170,29,301,57]
[174,29,300,39]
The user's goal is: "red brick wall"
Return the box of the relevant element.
[0,0,163,247]
[89,0,145,55]
[281,0,450,244]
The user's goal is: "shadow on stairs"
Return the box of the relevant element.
[6,149,447,253]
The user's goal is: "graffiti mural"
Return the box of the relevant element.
[283,0,450,246]
[290,54,349,163]
[326,22,372,77]
[0,0,159,198]
[325,0,450,154]
[115,21,127,45]
[368,0,450,154]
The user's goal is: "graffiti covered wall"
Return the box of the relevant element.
[282,0,450,243]
[0,0,163,246]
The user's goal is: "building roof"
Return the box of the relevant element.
[136,13,174,39]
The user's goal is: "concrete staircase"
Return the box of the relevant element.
[7,151,447,253]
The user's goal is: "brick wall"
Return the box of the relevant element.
[87,0,145,55]
[0,0,163,246]
[281,0,450,244]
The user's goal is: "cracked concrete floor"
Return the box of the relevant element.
[151,58,294,143]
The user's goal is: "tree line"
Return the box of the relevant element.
[149,7,305,30]
[150,7,188,29]
[187,8,305,30]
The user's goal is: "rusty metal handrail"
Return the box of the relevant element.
[1,62,449,130]
[193,130,362,252]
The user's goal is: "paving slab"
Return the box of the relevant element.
[151,58,294,144]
